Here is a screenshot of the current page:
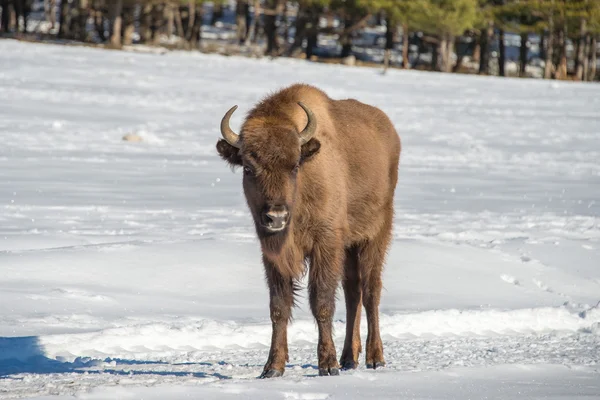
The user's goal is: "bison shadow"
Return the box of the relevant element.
[0,336,231,380]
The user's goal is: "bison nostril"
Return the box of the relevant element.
[263,213,275,224]
[262,207,289,231]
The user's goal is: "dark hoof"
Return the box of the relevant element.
[340,360,358,370]
[318,367,340,376]
[366,361,386,369]
[260,369,283,379]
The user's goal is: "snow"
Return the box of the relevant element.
[1,39,599,399]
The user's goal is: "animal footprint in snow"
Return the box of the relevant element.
[501,274,521,286]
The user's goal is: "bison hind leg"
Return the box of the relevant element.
[359,206,394,370]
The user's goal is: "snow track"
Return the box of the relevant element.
[2,306,599,364]
[1,40,599,398]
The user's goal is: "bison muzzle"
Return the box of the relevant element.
[216,84,401,378]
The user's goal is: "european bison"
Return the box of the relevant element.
[216,84,401,378]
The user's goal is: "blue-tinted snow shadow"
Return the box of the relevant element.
[0,336,231,380]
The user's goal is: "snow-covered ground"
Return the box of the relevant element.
[0,39,599,399]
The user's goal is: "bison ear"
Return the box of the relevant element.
[216,139,243,167]
[300,138,320,163]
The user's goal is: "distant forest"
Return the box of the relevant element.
[1,0,598,81]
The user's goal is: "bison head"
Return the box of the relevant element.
[216,103,321,242]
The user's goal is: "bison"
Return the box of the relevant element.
[216,83,401,378]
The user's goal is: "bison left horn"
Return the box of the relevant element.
[220,105,242,149]
[297,102,317,145]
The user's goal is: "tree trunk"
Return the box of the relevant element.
[472,42,480,63]
[286,4,307,56]
[25,0,32,33]
[383,18,394,73]
[305,7,319,59]
[109,0,123,47]
[1,0,10,33]
[186,1,195,37]
[479,20,493,74]
[76,0,90,42]
[582,33,590,81]
[283,0,290,47]
[245,0,260,46]
[122,6,135,46]
[446,35,455,72]
[167,3,174,39]
[555,20,567,80]
[438,37,446,72]
[402,23,409,69]
[150,3,163,45]
[93,1,106,42]
[236,0,247,44]
[498,29,506,76]
[544,32,554,78]
[439,34,454,72]
[519,32,528,77]
[574,13,587,81]
[306,27,318,59]
[174,6,185,40]
[67,0,80,37]
[45,0,57,29]
[264,1,279,56]
[19,0,31,33]
[589,36,597,81]
[58,0,71,38]
[431,40,439,71]
[540,30,546,61]
[187,5,203,50]
[140,3,153,43]
[14,0,22,33]
[340,17,354,58]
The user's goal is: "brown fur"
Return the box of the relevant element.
[216,83,401,377]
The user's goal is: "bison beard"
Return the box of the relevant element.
[216,84,401,378]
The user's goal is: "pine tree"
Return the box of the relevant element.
[413,0,478,72]
[358,0,422,70]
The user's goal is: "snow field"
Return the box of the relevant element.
[0,39,599,398]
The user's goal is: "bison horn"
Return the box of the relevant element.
[297,102,317,145]
[220,105,242,149]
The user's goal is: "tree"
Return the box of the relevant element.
[413,0,478,72]
[475,0,498,75]
[331,0,370,58]
[358,0,422,70]
[493,0,546,77]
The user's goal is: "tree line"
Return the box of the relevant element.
[1,0,598,81]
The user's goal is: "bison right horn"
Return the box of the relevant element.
[220,105,242,148]
[297,102,317,145]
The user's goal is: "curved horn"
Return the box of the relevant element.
[297,102,317,145]
[220,105,241,148]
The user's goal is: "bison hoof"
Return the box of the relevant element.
[318,367,340,376]
[366,361,386,369]
[340,360,358,370]
[260,369,284,379]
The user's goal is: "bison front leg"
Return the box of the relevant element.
[340,246,362,370]
[260,258,295,379]
[309,242,343,376]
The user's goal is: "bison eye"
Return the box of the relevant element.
[243,166,254,176]
[291,164,299,175]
